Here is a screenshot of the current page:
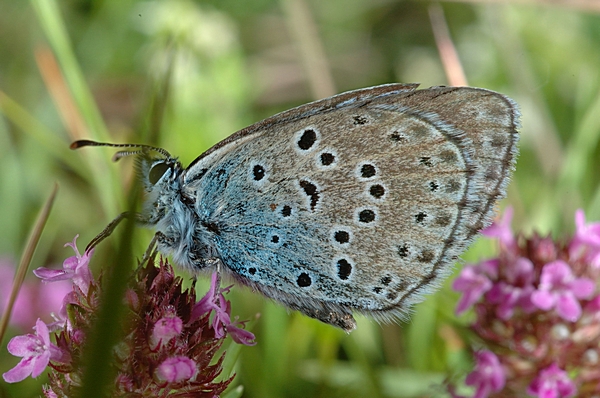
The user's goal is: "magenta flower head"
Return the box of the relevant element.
[3,236,256,396]
[451,208,600,396]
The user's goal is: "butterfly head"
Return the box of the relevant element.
[134,152,182,192]
[71,139,183,185]
[70,140,185,224]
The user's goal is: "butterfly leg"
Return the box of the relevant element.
[153,231,221,271]
[141,232,161,264]
[190,256,221,270]
[86,211,133,251]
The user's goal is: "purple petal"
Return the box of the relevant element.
[191,272,220,319]
[227,324,256,346]
[191,298,215,318]
[570,211,600,264]
[557,380,577,397]
[574,209,600,246]
[570,278,595,299]
[30,350,51,378]
[213,323,226,339]
[584,295,600,312]
[63,235,81,256]
[62,256,79,272]
[482,207,515,248]
[486,283,504,303]
[482,351,505,389]
[465,350,505,397]
[496,289,520,320]
[35,319,50,346]
[471,384,492,398]
[75,251,93,278]
[455,293,482,314]
[507,257,535,285]
[212,294,233,327]
[517,286,538,313]
[527,363,576,398]
[531,290,556,310]
[2,357,35,383]
[479,259,500,280]
[6,335,37,356]
[452,266,493,314]
[539,261,571,287]
[33,267,71,282]
[590,251,600,268]
[556,293,582,322]
[49,344,70,363]
[455,286,489,314]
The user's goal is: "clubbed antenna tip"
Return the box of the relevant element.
[70,140,100,150]
[69,139,173,159]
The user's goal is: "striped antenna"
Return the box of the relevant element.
[70,140,172,161]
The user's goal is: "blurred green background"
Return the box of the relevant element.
[1,0,600,396]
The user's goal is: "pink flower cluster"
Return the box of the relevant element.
[2,235,255,396]
[452,209,600,397]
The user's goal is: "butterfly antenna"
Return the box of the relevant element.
[70,140,172,160]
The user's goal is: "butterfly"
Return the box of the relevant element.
[72,83,519,332]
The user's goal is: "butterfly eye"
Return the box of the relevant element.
[148,161,171,185]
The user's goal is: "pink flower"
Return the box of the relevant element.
[227,314,258,346]
[2,319,69,383]
[4,236,249,396]
[449,209,600,396]
[192,273,256,346]
[34,235,94,295]
[155,356,197,383]
[570,209,600,267]
[527,363,576,398]
[150,313,183,349]
[453,259,498,314]
[486,257,536,319]
[482,206,516,249]
[465,350,505,398]
[531,260,595,322]
[192,272,221,317]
